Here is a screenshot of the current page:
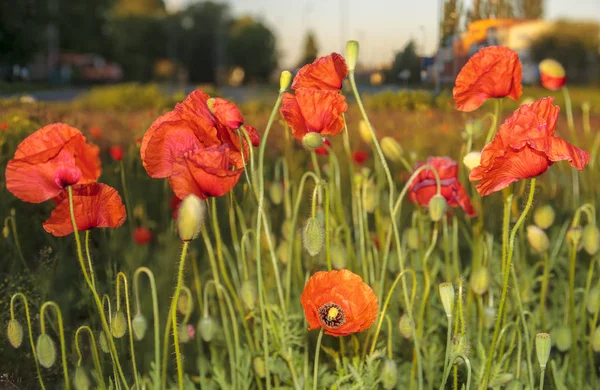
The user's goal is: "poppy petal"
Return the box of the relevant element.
[210,97,244,129]
[292,53,348,90]
[283,89,346,139]
[525,137,590,171]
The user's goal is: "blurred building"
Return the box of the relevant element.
[27,52,123,84]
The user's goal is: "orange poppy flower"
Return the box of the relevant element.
[6,123,101,203]
[314,139,332,156]
[300,269,378,337]
[453,46,523,112]
[409,157,476,217]
[1,123,7,131]
[89,126,102,139]
[42,183,126,236]
[539,59,566,91]
[133,226,153,245]
[469,97,590,196]
[292,53,348,90]
[110,145,124,161]
[352,150,369,165]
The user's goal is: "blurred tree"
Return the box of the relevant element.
[440,0,462,45]
[390,40,422,85]
[518,0,543,19]
[57,0,115,57]
[298,31,319,68]
[483,0,514,18]
[113,0,165,16]
[466,0,484,25]
[228,17,278,83]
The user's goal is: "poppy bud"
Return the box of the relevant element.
[533,205,555,230]
[277,240,290,265]
[593,327,600,352]
[439,282,455,317]
[381,359,398,389]
[198,316,216,342]
[269,182,284,205]
[7,319,23,348]
[98,331,110,353]
[405,228,420,250]
[428,194,447,222]
[280,70,292,92]
[359,120,372,144]
[470,267,490,295]
[345,40,359,72]
[330,243,347,270]
[177,294,192,316]
[535,333,551,370]
[132,313,147,341]
[74,366,90,390]
[567,226,583,248]
[111,311,127,339]
[587,285,600,315]
[302,132,324,150]
[178,323,191,344]
[553,326,572,352]
[527,225,549,253]
[450,334,471,358]
[281,220,293,241]
[398,314,414,339]
[177,194,206,242]
[241,280,257,311]
[36,333,56,368]
[2,225,9,239]
[302,217,324,256]
[362,179,378,213]
[483,306,496,329]
[539,59,566,91]
[380,137,404,163]
[582,224,600,255]
[253,356,266,378]
[463,151,481,171]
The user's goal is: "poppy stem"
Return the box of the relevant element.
[116,272,139,388]
[39,301,70,389]
[84,230,96,290]
[484,99,502,145]
[74,326,105,389]
[8,213,28,272]
[481,178,536,390]
[119,160,133,233]
[171,241,189,390]
[312,328,324,390]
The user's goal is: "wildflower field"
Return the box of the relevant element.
[2,42,600,390]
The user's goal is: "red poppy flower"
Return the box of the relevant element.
[110,145,124,161]
[292,53,348,90]
[539,59,566,91]
[89,126,102,139]
[453,46,523,112]
[42,183,126,236]
[469,97,590,196]
[352,150,369,165]
[1,123,7,131]
[280,89,347,140]
[300,269,378,337]
[314,139,332,156]
[6,123,101,203]
[409,157,476,217]
[133,226,153,245]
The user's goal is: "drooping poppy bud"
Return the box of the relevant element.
[36,333,57,368]
[7,319,23,348]
[534,205,555,230]
[302,217,324,256]
[527,225,550,253]
[177,194,206,242]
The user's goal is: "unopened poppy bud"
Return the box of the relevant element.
[280,70,292,92]
[398,314,414,339]
[2,225,9,239]
[582,224,600,255]
[534,205,555,230]
[553,326,572,352]
[177,294,192,316]
[450,334,471,358]
[253,356,266,378]
[428,194,447,222]
[132,313,147,341]
[535,333,551,369]
[178,323,191,344]
[74,366,90,390]
[359,120,372,144]
[593,327,600,352]
[587,285,600,315]
[177,194,206,242]
[281,220,293,241]
[439,282,455,317]
[539,59,566,91]
[277,240,290,265]
[380,137,404,163]
[98,331,110,353]
[405,228,420,250]
[527,225,549,253]
[484,306,496,329]
[345,40,359,72]
[111,311,127,338]
[302,217,324,256]
[362,180,378,213]
[7,319,23,348]
[269,182,283,205]
[567,226,583,248]
[198,316,216,342]
[241,280,257,311]
[470,267,490,295]
[381,359,398,389]
[330,243,347,269]
[463,151,481,171]
[36,333,56,368]
[302,132,324,150]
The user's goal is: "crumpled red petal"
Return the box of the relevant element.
[292,53,348,90]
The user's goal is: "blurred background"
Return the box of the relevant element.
[0,0,598,99]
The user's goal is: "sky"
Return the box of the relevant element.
[166,0,600,67]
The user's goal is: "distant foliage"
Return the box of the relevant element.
[74,83,171,111]
[228,17,278,83]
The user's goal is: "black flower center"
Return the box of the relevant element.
[318,302,345,328]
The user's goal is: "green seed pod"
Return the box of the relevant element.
[405,228,420,250]
[533,205,555,230]
[269,182,284,205]
[362,179,378,213]
[587,285,600,315]
[381,359,398,389]
[253,356,266,378]
[132,313,148,341]
[470,267,490,296]
[36,333,56,368]
[358,120,372,145]
[280,70,292,92]
[7,319,23,348]
[2,225,9,239]
[177,294,192,316]
[73,366,90,390]
[198,316,216,342]
[398,314,414,339]
[582,224,600,255]
[439,282,455,317]
[178,324,190,344]
[111,311,127,339]
[276,240,290,265]
[302,132,324,150]
[177,194,206,242]
[553,326,572,352]
[428,194,447,222]
[240,280,257,311]
[483,306,496,329]
[330,243,347,270]
[302,217,324,256]
[592,326,600,352]
[380,137,404,163]
[567,226,583,249]
[526,225,549,253]
[535,333,551,369]
[98,331,109,354]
